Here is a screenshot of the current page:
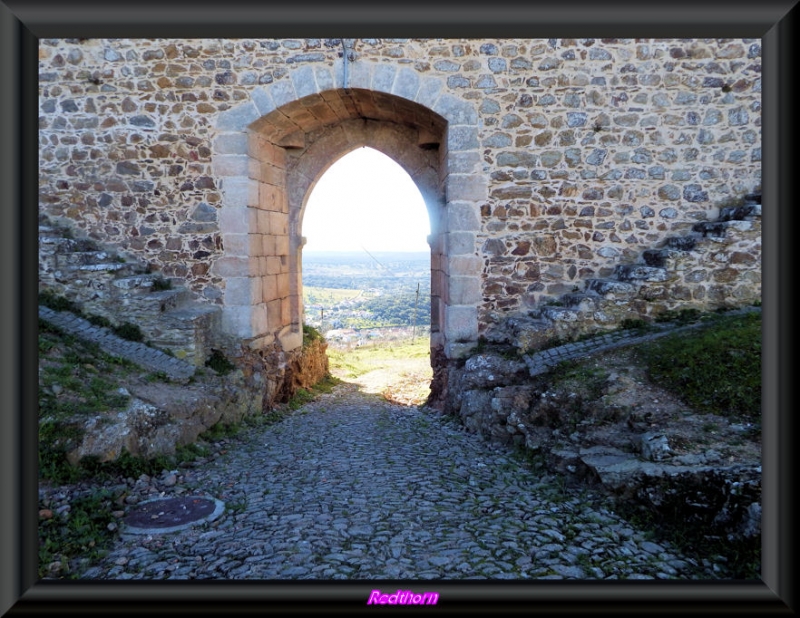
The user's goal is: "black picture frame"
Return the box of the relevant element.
[2,1,795,614]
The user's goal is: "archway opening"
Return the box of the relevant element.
[217,84,482,406]
[301,146,433,404]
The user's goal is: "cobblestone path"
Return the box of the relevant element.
[79,383,724,581]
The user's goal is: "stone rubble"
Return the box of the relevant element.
[42,384,733,581]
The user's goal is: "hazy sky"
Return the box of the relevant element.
[302,147,431,253]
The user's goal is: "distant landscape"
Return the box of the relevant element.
[302,250,431,346]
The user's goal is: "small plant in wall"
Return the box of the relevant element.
[205,349,235,375]
[151,276,172,291]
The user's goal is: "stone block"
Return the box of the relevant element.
[447,125,479,152]
[250,87,277,117]
[416,75,445,109]
[261,274,277,301]
[277,274,290,298]
[269,78,298,108]
[372,63,397,93]
[225,276,260,305]
[259,183,284,212]
[347,60,373,89]
[213,132,248,155]
[251,302,270,335]
[268,211,288,235]
[210,256,250,278]
[213,154,251,177]
[446,202,480,232]
[262,235,277,257]
[216,101,260,131]
[220,305,253,338]
[446,151,481,174]
[447,232,476,256]
[392,67,420,100]
[281,297,293,324]
[222,233,249,257]
[447,255,482,276]
[279,327,303,352]
[444,305,479,342]
[446,174,487,202]
[266,255,283,275]
[314,66,334,91]
[433,93,478,126]
[449,276,482,305]
[275,235,290,255]
[217,207,249,235]
[291,65,318,99]
[266,298,282,330]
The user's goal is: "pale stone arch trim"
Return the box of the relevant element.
[212,59,483,359]
[284,118,445,349]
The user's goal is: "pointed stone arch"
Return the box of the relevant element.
[211,61,484,394]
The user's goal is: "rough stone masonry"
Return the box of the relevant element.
[38,38,762,407]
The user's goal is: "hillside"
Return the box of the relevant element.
[302,251,430,335]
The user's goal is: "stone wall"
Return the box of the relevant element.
[38,38,762,375]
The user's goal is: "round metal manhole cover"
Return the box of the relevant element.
[123,495,225,534]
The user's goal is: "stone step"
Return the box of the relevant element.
[692,219,757,238]
[584,279,638,298]
[150,303,223,366]
[38,225,66,239]
[539,305,581,323]
[614,264,669,283]
[720,201,762,221]
[665,236,697,251]
[113,286,194,316]
[562,293,600,311]
[54,249,128,272]
[51,237,104,253]
[112,274,177,293]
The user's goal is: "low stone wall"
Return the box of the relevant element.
[438,318,761,549]
[67,332,329,465]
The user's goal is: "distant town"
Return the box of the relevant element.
[302,250,431,348]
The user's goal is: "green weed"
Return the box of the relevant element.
[640,311,760,421]
[205,349,235,375]
[151,276,172,291]
[39,487,120,579]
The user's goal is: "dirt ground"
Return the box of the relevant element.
[329,343,761,469]
[330,356,433,407]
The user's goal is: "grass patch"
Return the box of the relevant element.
[639,311,761,422]
[327,337,429,379]
[616,499,760,580]
[287,388,315,410]
[111,322,144,342]
[39,291,144,342]
[302,323,324,347]
[654,307,704,325]
[38,315,184,484]
[286,375,342,411]
[39,290,81,313]
[39,487,119,579]
[619,317,651,332]
[303,286,363,305]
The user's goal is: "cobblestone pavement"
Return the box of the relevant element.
[77,383,727,581]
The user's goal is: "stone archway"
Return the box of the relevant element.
[211,61,485,394]
[287,117,443,348]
